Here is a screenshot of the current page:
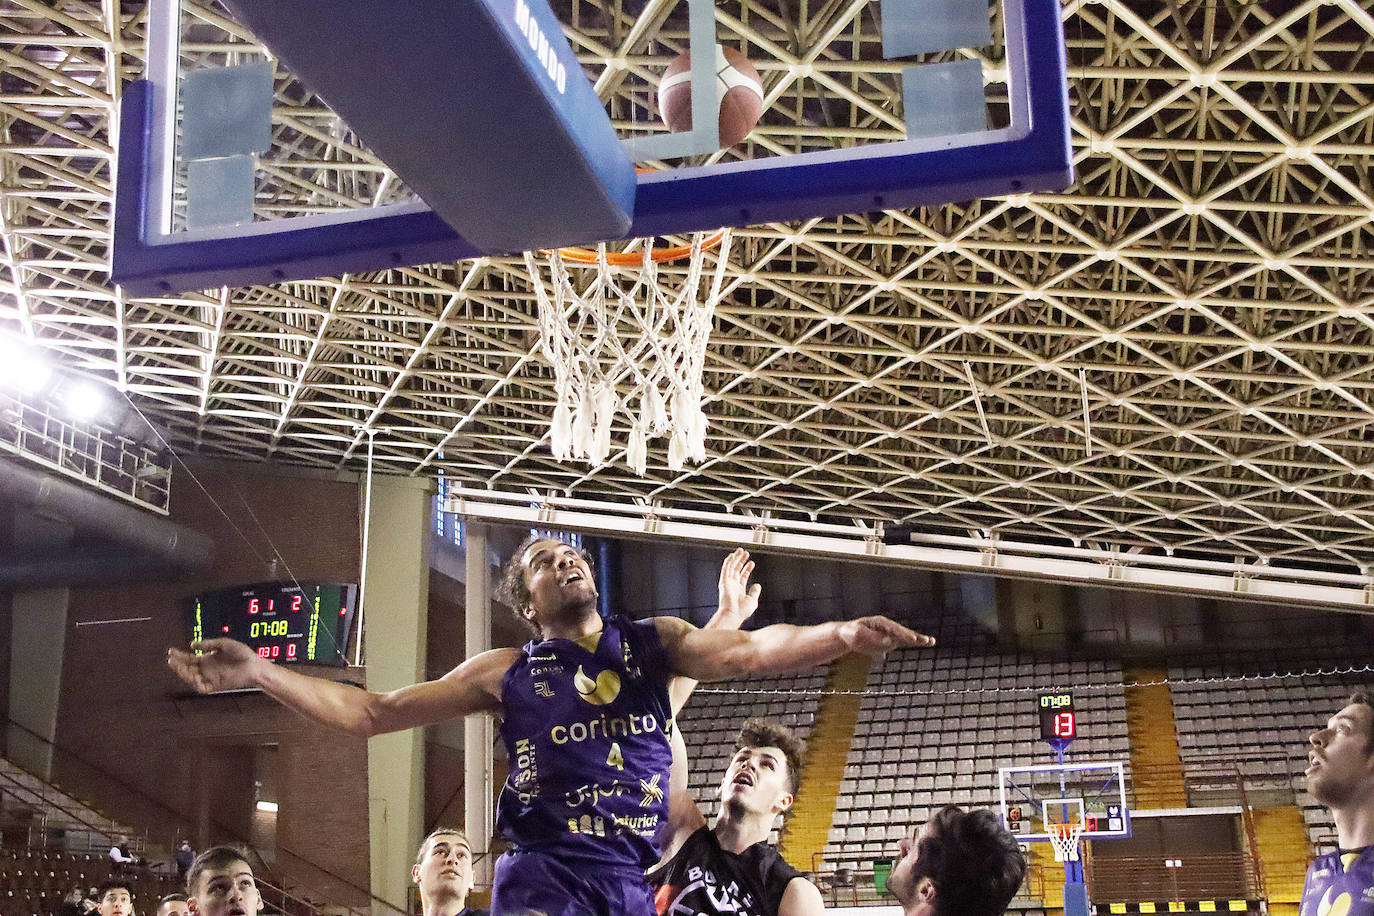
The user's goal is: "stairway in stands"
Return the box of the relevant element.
[1122,666,1188,808]
[1251,805,1311,916]
[778,653,870,871]
[0,755,126,854]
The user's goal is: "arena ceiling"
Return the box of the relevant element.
[3,0,1374,591]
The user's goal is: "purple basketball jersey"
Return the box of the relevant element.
[497,614,675,869]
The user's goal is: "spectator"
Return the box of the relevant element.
[109,835,143,873]
[175,842,196,883]
[58,886,97,916]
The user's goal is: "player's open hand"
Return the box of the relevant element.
[836,616,935,656]
[717,548,762,622]
[167,638,263,694]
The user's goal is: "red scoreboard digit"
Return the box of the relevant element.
[1038,691,1076,742]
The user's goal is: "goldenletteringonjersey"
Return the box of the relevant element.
[497,614,675,868]
[648,826,803,916]
[1301,846,1374,916]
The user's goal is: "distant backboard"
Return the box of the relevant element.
[112,0,1072,295]
[998,761,1132,842]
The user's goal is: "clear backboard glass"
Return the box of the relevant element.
[113,0,1071,294]
[998,761,1132,842]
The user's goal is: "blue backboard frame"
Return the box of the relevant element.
[111,0,1073,296]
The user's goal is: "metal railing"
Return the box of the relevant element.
[2,718,403,915]
[0,392,171,513]
[1088,853,1259,902]
[0,763,128,856]
[809,847,1048,908]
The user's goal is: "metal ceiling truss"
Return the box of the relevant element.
[2,0,1374,605]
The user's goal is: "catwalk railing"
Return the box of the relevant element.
[0,391,171,513]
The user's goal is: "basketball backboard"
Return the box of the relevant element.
[112,0,1073,295]
[998,761,1132,842]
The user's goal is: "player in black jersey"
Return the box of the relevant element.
[413,828,488,916]
[649,717,822,916]
[1301,692,1374,916]
[170,538,933,916]
[886,805,1025,916]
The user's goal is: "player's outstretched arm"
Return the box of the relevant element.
[657,615,934,682]
[779,876,826,916]
[655,714,710,868]
[667,547,760,715]
[168,639,517,736]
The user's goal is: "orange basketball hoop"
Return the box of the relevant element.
[550,227,729,265]
[524,223,733,475]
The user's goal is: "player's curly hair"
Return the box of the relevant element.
[737,718,805,794]
[494,534,595,637]
[910,806,1026,916]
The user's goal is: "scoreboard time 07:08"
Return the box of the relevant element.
[189,582,359,667]
[1037,691,1076,742]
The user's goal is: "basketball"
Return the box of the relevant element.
[657,44,764,148]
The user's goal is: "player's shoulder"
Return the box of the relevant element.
[461,646,525,684]
[647,614,695,639]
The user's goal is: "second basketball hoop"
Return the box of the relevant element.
[524,229,731,476]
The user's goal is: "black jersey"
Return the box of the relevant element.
[648,826,804,916]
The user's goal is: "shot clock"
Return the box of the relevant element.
[189,582,359,667]
[1038,691,1076,744]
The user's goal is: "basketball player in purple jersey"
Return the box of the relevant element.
[170,538,933,915]
[1301,692,1374,916]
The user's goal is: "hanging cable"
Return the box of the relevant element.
[355,427,377,667]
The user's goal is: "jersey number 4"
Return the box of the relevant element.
[607,742,624,770]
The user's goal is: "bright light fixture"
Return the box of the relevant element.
[0,338,52,394]
[255,800,279,813]
[63,381,106,421]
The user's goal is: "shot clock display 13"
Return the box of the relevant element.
[189,582,359,667]
[1038,691,1076,743]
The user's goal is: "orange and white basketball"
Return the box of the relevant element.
[657,44,764,148]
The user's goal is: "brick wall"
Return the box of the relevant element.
[50,457,371,906]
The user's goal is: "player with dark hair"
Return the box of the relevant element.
[154,894,189,916]
[886,805,1026,916]
[413,827,487,916]
[171,539,933,916]
[1301,691,1374,916]
[185,846,260,916]
[94,880,134,916]
[649,717,821,915]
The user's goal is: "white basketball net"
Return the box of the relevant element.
[524,230,732,475]
[1048,823,1083,862]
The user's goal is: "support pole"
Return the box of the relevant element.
[464,522,495,891]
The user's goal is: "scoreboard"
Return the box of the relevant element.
[1038,691,1076,743]
[189,581,358,667]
